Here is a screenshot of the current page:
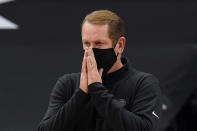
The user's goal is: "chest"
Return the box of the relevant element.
[105,77,136,110]
[74,78,136,131]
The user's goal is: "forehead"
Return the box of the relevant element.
[82,21,109,41]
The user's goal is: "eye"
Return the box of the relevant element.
[83,42,90,47]
[95,42,103,45]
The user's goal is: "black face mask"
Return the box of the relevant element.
[92,48,118,75]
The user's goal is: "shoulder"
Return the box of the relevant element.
[50,72,81,98]
[130,67,159,86]
[58,72,81,85]
[129,68,160,94]
[126,57,159,87]
[136,71,161,97]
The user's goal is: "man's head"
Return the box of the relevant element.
[81,10,126,51]
[81,10,126,74]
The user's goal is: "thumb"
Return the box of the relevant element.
[99,68,103,77]
[81,55,87,73]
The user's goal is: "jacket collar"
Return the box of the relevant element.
[102,57,133,86]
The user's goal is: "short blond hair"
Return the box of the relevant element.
[81,10,125,47]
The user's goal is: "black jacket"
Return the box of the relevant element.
[37,57,162,131]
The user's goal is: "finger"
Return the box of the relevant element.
[82,49,88,73]
[89,54,97,70]
[89,47,95,57]
[82,56,86,73]
[99,68,103,77]
[85,47,88,57]
[87,55,92,71]
[88,48,97,68]
[89,47,96,62]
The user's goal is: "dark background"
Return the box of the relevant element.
[0,0,197,131]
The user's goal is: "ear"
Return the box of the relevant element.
[115,36,126,55]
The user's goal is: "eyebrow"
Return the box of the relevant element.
[83,39,106,43]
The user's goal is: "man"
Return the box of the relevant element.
[37,10,161,131]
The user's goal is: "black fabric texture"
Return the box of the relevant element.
[37,57,162,131]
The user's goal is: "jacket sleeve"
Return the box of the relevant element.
[37,74,89,131]
[88,75,162,131]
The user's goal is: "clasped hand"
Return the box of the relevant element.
[80,47,103,93]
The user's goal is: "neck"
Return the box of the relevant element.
[107,57,123,74]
